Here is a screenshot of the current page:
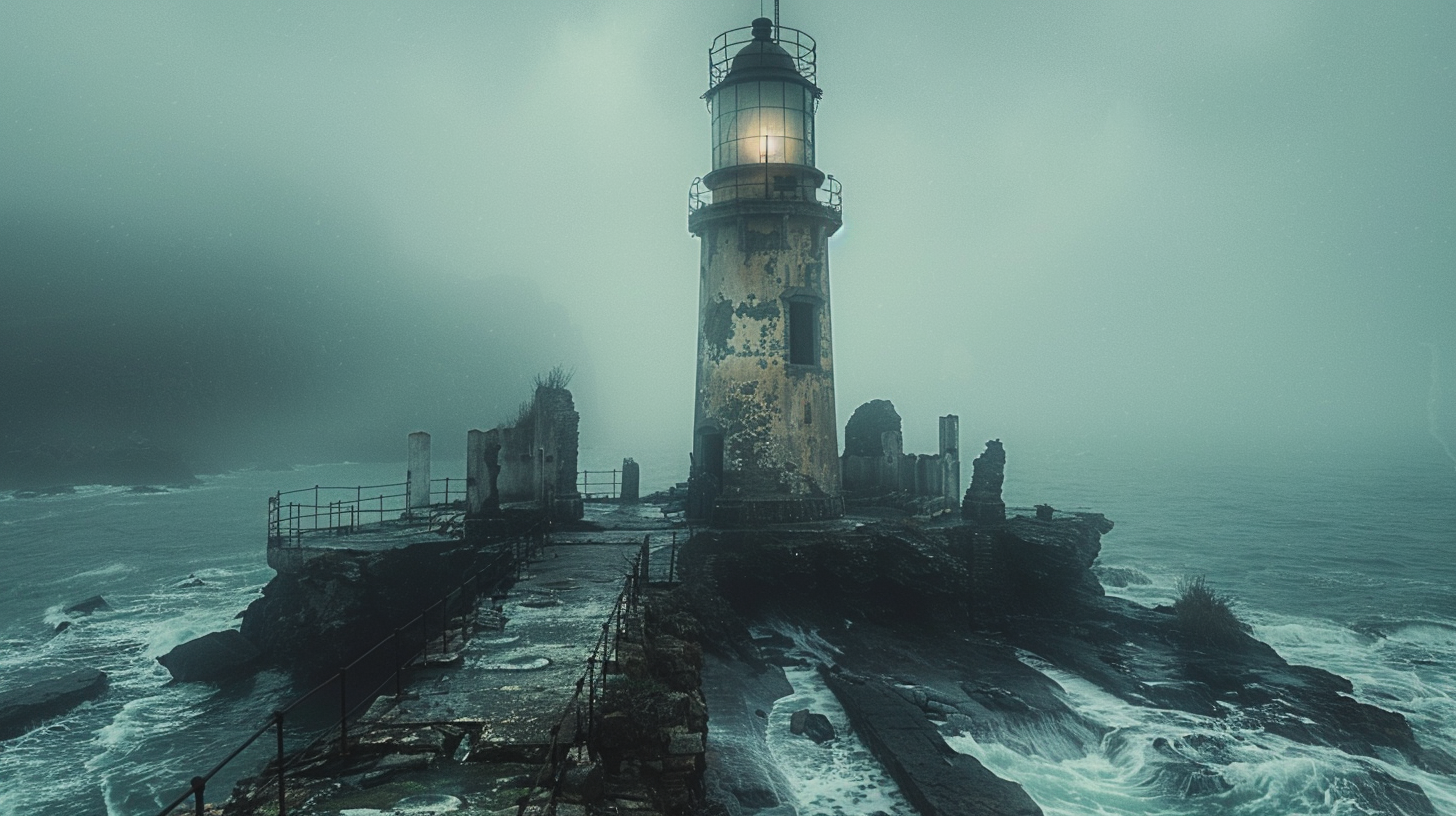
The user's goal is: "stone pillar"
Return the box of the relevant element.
[939,415,960,504]
[407,432,431,511]
[963,439,1006,523]
[467,429,488,518]
[621,458,641,502]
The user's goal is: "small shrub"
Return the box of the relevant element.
[1173,575,1250,648]
[534,364,575,391]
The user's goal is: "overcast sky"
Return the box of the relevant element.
[3,1,1453,478]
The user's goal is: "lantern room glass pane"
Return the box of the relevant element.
[738,82,758,109]
[710,82,817,171]
[760,81,783,107]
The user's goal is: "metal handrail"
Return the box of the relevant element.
[267,478,468,545]
[578,469,621,500]
[689,173,841,215]
[709,23,817,86]
[156,518,548,816]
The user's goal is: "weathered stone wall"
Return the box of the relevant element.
[691,205,842,519]
[492,386,582,520]
[841,401,960,512]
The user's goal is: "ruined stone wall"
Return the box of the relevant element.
[497,425,533,502]
[841,402,960,511]
[693,212,841,505]
[491,387,582,520]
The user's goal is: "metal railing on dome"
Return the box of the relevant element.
[708,24,817,86]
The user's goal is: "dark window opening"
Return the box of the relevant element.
[788,300,817,365]
[804,401,813,425]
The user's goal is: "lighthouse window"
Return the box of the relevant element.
[711,80,816,171]
[788,300,818,366]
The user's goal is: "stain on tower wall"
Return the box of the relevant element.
[694,214,841,505]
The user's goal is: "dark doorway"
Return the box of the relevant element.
[698,431,724,487]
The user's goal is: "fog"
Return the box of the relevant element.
[3,1,1453,483]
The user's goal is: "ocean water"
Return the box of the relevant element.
[972,436,1456,815]
[0,462,413,816]
[2,440,1453,814]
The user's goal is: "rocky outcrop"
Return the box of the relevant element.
[0,667,108,740]
[242,539,515,679]
[157,630,260,682]
[676,509,1447,815]
[962,439,1006,522]
[788,709,834,743]
[64,595,110,615]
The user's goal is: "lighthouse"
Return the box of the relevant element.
[687,17,844,526]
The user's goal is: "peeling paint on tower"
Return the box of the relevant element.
[686,16,845,526]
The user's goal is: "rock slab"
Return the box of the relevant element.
[823,667,1041,816]
[0,667,109,740]
[157,630,260,682]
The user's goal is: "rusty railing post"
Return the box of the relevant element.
[275,710,286,816]
[442,594,451,653]
[190,776,205,816]
[393,629,403,698]
[586,656,596,742]
[338,668,349,755]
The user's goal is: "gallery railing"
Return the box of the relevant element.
[689,172,841,215]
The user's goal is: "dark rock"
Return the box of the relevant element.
[823,667,1042,816]
[53,621,72,635]
[1094,566,1152,587]
[0,667,109,740]
[175,574,206,588]
[962,440,1007,522]
[843,400,902,457]
[558,759,604,804]
[64,595,110,616]
[788,709,835,743]
[156,630,260,682]
[1148,736,1233,797]
[1034,504,1055,520]
[240,538,518,679]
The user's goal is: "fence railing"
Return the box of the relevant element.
[577,469,621,500]
[156,519,549,816]
[267,477,468,545]
[689,172,841,215]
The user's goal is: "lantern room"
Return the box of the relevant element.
[698,18,834,206]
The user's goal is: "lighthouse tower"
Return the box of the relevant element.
[687,17,844,526]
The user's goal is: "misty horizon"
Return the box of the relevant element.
[3,1,1454,484]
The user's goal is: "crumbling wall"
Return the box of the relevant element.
[491,386,583,520]
[963,439,1006,523]
[841,400,960,513]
